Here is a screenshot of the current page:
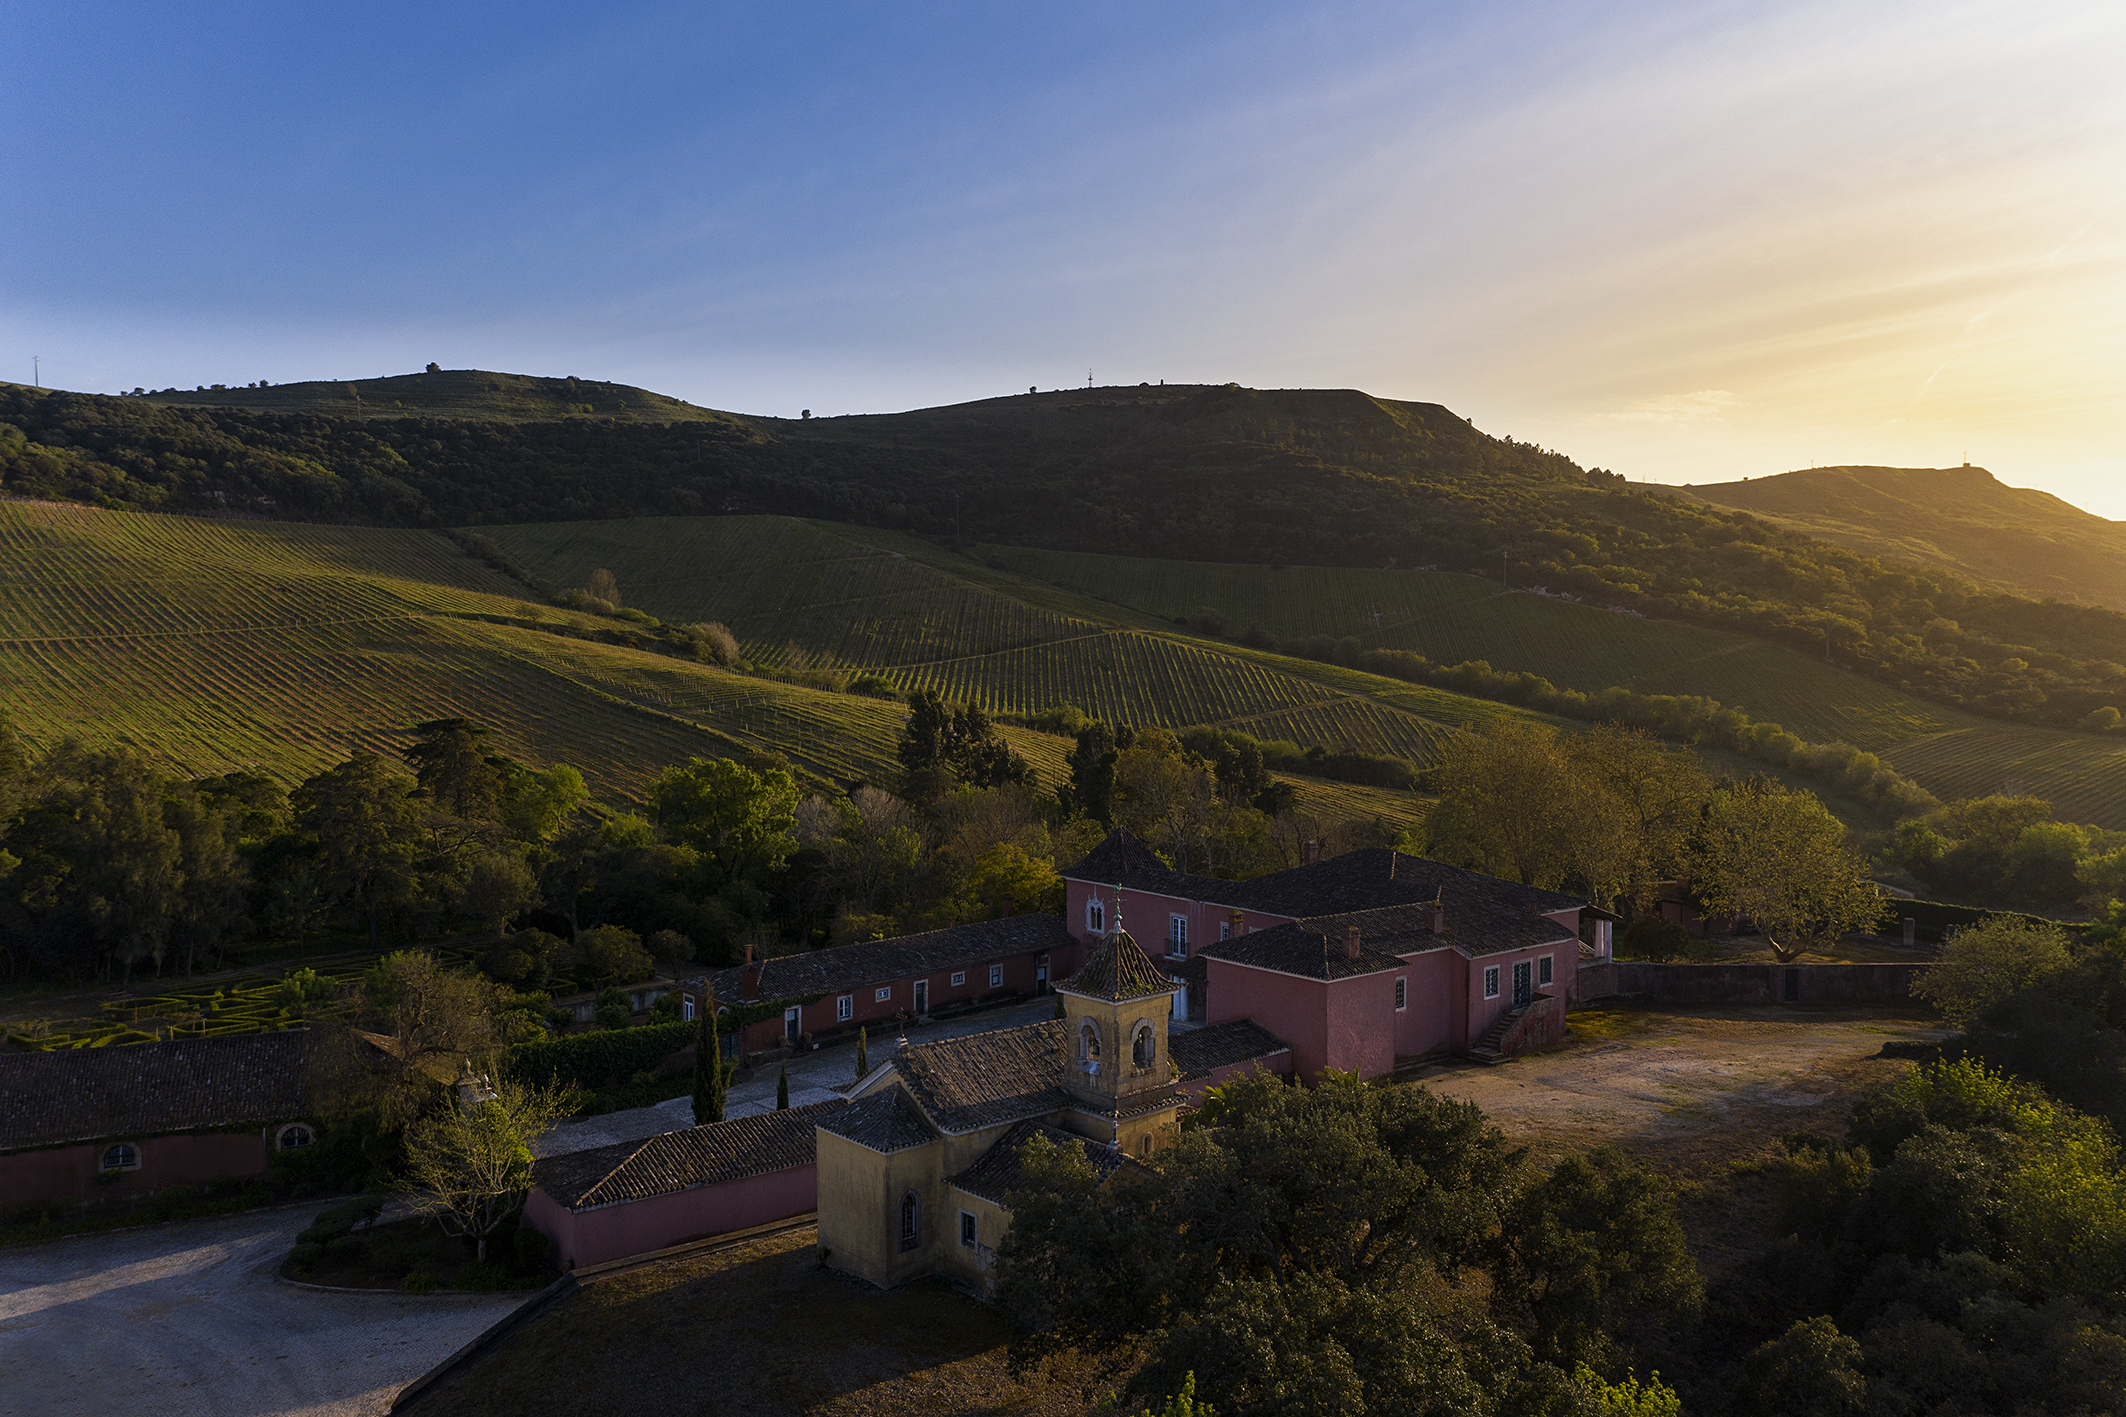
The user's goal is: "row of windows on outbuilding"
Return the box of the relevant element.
[96,1123,314,1173]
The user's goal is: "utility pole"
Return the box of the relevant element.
[32,356,38,388]
[1086,369,1093,389]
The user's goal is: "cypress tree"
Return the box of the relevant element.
[776,1060,789,1110]
[856,1025,869,1081]
[692,987,726,1125]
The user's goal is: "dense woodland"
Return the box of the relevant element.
[4,379,2125,733]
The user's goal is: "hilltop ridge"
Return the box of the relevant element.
[139,368,732,424]
[1684,465,2126,613]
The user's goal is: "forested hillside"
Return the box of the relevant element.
[1687,464,2126,614]
[4,375,2125,734]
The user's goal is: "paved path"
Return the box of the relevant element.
[0,1205,521,1417]
[536,997,1072,1157]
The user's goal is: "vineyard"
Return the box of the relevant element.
[979,544,1971,751]
[7,501,2125,829]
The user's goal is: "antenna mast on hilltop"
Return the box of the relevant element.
[32,356,39,388]
[1087,369,1093,389]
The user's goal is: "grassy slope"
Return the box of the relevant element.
[1682,465,2126,613]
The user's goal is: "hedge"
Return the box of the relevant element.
[1888,899,2088,944]
[501,1021,694,1090]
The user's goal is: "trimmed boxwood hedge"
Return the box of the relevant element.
[1891,899,2087,943]
[502,1021,694,1091]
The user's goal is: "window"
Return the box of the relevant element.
[950,971,966,987]
[101,1143,140,1172]
[1483,966,1500,1000]
[1169,914,1188,956]
[875,986,892,1002]
[1220,919,1231,941]
[1131,1023,1155,1068]
[1394,977,1407,1011]
[1087,898,1105,933]
[836,994,853,1022]
[1078,1019,1101,1061]
[959,1210,977,1248]
[899,1191,922,1252]
[683,996,695,1022]
[988,964,1003,987]
[1537,955,1553,986]
[277,1123,315,1151]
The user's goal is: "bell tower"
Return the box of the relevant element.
[1054,894,1183,1150]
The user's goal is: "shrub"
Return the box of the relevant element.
[452,1259,514,1292]
[581,925,654,983]
[1617,916,1691,960]
[400,1268,442,1294]
[502,1020,694,1091]
[847,674,900,700]
[513,1225,552,1275]
[325,1234,367,1261]
[290,1241,324,1270]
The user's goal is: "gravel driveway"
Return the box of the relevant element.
[0,1204,522,1417]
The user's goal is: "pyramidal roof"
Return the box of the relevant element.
[1058,927,1176,1002]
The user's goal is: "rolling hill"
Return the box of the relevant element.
[9,372,2125,739]
[1683,465,2126,613]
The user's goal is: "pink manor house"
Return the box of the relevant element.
[1068,829,1615,1075]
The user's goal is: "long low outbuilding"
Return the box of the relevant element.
[523,1098,847,1269]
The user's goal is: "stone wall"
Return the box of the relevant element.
[1576,961,1922,1005]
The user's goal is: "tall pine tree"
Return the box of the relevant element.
[776,1060,789,1110]
[692,987,726,1125]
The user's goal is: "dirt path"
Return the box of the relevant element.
[1412,1002,1946,1172]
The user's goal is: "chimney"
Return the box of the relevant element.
[1229,910,1246,939]
[1002,895,1015,918]
[1304,839,1321,866]
[1429,898,1445,935]
[1345,923,1361,960]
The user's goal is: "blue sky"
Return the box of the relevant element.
[6,1,2123,511]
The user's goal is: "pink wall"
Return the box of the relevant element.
[1464,942,1574,1042]
[1064,880,1291,959]
[1323,972,1397,1081]
[1207,958,1329,1078]
[0,1132,270,1206]
[1391,948,1463,1058]
[1179,1049,1293,1100]
[523,1163,818,1270]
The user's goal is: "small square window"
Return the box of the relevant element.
[989,964,1003,987]
[836,994,853,1021]
[1537,955,1553,986]
[950,971,966,986]
[959,1210,977,1248]
[1394,977,1407,1011]
[1483,966,1500,999]
[875,986,892,1002]
[683,996,695,1021]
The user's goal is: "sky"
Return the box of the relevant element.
[5,1,2123,513]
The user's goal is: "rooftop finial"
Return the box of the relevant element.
[1110,884,1123,937]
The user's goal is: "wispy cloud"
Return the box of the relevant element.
[1607,390,1742,426]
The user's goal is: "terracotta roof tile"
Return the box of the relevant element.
[891,1020,1072,1133]
[1228,850,1583,921]
[1169,1020,1290,1080]
[687,914,1075,1005]
[948,1119,1133,1205]
[1199,920,1409,981]
[817,1088,936,1153]
[0,1031,313,1152]
[532,1099,845,1211]
[1058,930,1178,1002]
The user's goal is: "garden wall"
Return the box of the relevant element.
[523,1163,817,1271]
[1575,962,1921,1005]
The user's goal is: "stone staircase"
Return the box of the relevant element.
[1465,1006,1524,1065]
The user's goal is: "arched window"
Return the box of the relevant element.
[101,1143,140,1172]
[277,1123,315,1151]
[1086,897,1105,934]
[1131,1022,1155,1069]
[899,1191,922,1252]
[1138,1132,1156,1157]
[1078,1019,1101,1061]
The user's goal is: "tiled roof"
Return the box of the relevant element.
[686,913,1076,1005]
[533,1099,846,1211]
[0,1031,314,1152]
[1169,1020,1290,1079]
[1227,850,1584,922]
[1200,918,1410,980]
[948,1119,1133,1206]
[817,1088,936,1153]
[1059,930,1179,1002]
[1299,902,1575,959]
[1061,829,1235,903]
[1061,828,1166,882]
[892,1019,1072,1134]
